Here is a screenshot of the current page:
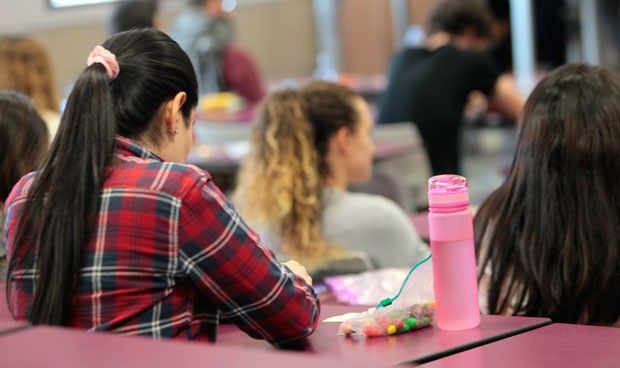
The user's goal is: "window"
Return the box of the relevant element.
[48,0,123,9]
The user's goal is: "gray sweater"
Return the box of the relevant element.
[259,188,428,269]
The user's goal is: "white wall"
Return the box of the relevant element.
[0,0,316,94]
[0,0,295,34]
[0,0,180,34]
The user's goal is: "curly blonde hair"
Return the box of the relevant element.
[234,81,359,267]
[0,36,59,113]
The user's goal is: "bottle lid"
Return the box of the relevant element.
[428,174,469,208]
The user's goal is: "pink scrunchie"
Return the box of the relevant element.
[86,45,120,81]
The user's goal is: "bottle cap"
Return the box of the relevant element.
[428,174,469,209]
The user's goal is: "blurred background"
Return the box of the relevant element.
[1,0,619,206]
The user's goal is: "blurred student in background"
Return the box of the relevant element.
[170,0,265,105]
[0,36,60,139]
[475,64,620,327]
[108,0,161,35]
[234,81,428,273]
[4,29,318,343]
[0,91,49,280]
[378,0,523,176]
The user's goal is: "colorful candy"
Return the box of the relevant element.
[338,303,435,337]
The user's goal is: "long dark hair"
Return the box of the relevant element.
[8,29,197,325]
[0,91,49,202]
[475,63,620,325]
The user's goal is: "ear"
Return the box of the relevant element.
[330,126,353,154]
[162,92,188,136]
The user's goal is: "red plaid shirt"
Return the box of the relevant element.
[4,136,319,345]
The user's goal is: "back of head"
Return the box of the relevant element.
[108,0,159,35]
[0,91,49,202]
[234,81,358,265]
[0,36,58,113]
[428,0,493,38]
[475,63,620,325]
[9,28,198,325]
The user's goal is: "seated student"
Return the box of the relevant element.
[0,36,61,139]
[377,0,523,175]
[169,0,265,104]
[475,63,620,327]
[108,0,161,35]
[4,29,319,343]
[233,81,428,271]
[0,91,49,280]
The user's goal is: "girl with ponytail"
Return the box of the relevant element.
[234,81,428,272]
[4,29,318,344]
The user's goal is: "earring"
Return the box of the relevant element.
[174,128,179,135]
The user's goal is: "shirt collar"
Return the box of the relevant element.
[115,136,163,162]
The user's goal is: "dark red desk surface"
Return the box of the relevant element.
[217,304,551,366]
[418,323,620,368]
[0,326,379,368]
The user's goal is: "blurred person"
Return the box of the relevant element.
[475,64,620,326]
[108,0,161,35]
[234,81,428,272]
[487,0,568,72]
[0,36,60,138]
[0,91,49,280]
[169,0,265,104]
[378,0,523,176]
[4,29,318,343]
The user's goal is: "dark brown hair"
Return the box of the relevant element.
[109,0,160,35]
[0,91,49,202]
[475,63,620,325]
[428,0,493,38]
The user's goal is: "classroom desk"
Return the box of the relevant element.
[0,320,26,336]
[187,121,419,173]
[217,304,551,366]
[418,323,620,368]
[0,326,379,368]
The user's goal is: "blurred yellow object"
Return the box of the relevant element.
[200,92,243,112]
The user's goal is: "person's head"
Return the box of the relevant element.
[474,63,620,325]
[0,36,59,113]
[0,91,49,203]
[234,81,374,264]
[9,29,198,325]
[108,0,161,35]
[191,0,225,16]
[427,0,493,50]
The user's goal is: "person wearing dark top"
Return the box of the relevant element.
[378,0,523,175]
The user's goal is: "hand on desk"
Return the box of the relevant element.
[284,260,313,286]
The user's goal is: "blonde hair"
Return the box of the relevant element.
[234,82,359,267]
[0,36,59,113]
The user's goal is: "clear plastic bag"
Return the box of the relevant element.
[337,255,435,337]
[324,268,410,306]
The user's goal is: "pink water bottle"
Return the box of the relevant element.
[428,174,480,331]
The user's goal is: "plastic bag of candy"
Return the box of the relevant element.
[337,254,435,337]
[338,302,435,337]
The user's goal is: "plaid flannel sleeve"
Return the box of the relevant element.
[178,176,320,345]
